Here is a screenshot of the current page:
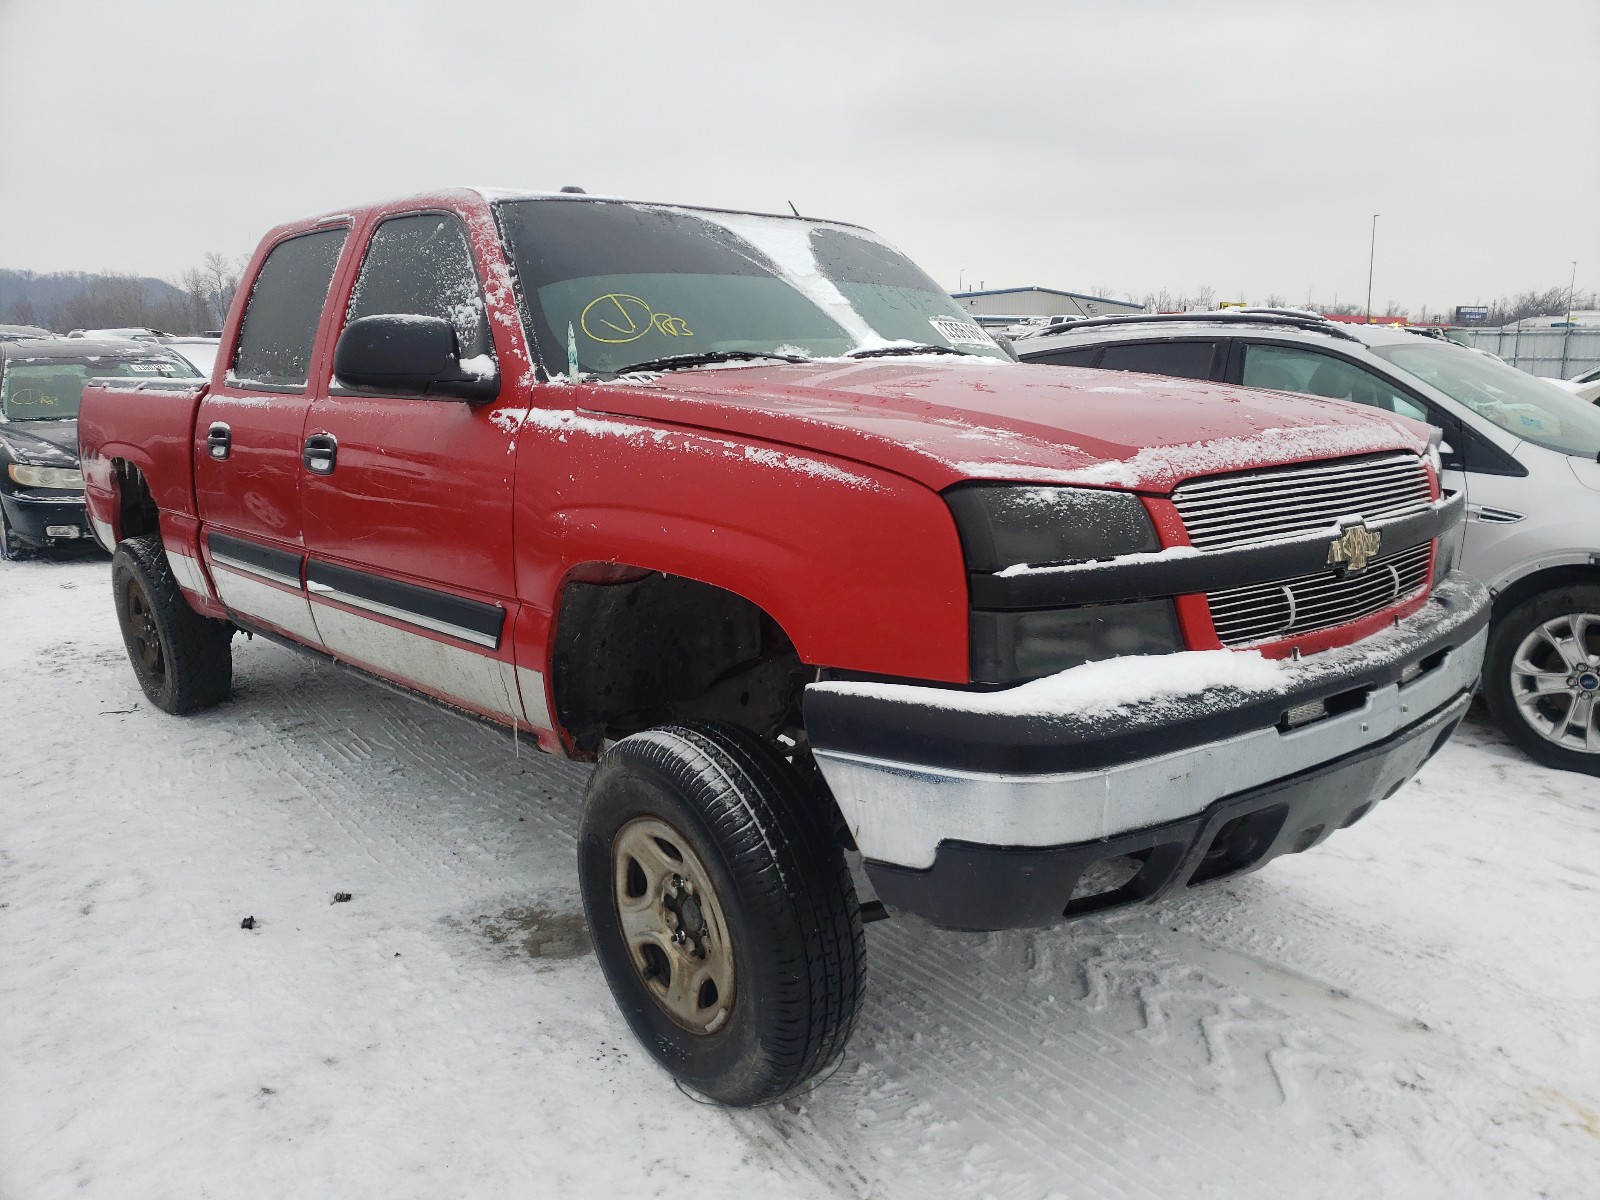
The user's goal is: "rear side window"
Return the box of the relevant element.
[1027,345,1100,367]
[231,228,348,390]
[1241,343,1428,421]
[345,213,492,362]
[1096,340,1217,380]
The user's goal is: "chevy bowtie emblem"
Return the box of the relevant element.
[1327,521,1382,575]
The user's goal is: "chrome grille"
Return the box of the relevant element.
[1173,453,1432,550]
[1209,541,1434,647]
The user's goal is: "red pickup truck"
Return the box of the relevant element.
[79,188,1489,1105]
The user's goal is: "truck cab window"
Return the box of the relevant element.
[346,213,492,364]
[1096,340,1217,380]
[231,228,348,389]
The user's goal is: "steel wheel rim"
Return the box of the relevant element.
[612,815,736,1035]
[1509,610,1600,754]
[124,578,167,682]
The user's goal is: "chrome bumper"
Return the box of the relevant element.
[808,580,1488,871]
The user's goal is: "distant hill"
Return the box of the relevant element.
[0,269,207,334]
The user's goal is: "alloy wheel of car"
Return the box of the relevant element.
[612,815,737,1034]
[1509,611,1600,754]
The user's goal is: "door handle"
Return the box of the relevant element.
[303,432,338,475]
[206,422,231,461]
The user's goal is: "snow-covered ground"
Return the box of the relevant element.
[3,555,1597,1200]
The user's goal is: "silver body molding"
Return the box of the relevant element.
[310,600,524,722]
[211,564,323,643]
[811,623,1487,871]
[164,548,211,598]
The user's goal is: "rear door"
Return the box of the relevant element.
[194,225,350,644]
[1093,339,1224,381]
[299,209,526,724]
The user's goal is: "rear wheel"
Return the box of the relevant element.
[577,722,865,1106]
[112,534,234,714]
[1484,585,1600,776]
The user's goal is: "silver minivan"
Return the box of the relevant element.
[1019,312,1600,776]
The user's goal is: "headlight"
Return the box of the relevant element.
[8,463,85,489]
[947,484,1181,684]
[944,484,1159,572]
[972,601,1183,684]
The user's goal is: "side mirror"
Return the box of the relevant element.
[333,314,499,402]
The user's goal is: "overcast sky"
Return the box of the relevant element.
[2,0,1596,314]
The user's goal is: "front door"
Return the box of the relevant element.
[300,210,526,724]
[195,226,349,644]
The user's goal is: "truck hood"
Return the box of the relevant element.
[0,419,80,468]
[574,359,1429,494]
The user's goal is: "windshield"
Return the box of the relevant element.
[1373,341,1600,457]
[496,199,1008,376]
[0,354,198,421]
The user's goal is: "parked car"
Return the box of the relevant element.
[66,327,173,341]
[0,323,54,341]
[1018,311,1600,774]
[1553,363,1600,405]
[159,335,223,378]
[0,337,198,558]
[79,189,1487,1105]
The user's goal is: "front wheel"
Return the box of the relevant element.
[577,723,865,1106]
[112,534,235,714]
[0,502,25,560]
[1483,585,1600,776]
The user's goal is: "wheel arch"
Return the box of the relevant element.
[1491,560,1600,621]
[548,561,814,757]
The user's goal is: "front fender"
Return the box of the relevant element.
[511,406,972,684]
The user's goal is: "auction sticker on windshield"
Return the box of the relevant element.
[928,315,996,348]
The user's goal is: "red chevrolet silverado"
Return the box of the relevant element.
[78,188,1489,1105]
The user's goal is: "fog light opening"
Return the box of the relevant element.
[1189,805,1288,886]
[1070,853,1146,902]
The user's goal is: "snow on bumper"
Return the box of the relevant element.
[805,573,1489,873]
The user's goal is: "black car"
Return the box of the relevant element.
[0,337,199,558]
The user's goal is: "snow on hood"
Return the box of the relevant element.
[573,359,1429,494]
[0,419,80,467]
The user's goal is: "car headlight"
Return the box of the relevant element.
[944,484,1160,572]
[972,601,1183,684]
[946,484,1182,683]
[8,463,85,489]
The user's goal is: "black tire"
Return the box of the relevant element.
[0,503,26,560]
[1483,584,1600,777]
[577,722,865,1106]
[111,533,234,715]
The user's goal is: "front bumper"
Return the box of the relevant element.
[0,488,92,546]
[805,572,1489,928]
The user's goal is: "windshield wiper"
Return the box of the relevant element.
[613,350,811,375]
[848,344,970,359]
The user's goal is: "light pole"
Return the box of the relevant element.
[1365,213,1380,323]
[1566,260,1578,325]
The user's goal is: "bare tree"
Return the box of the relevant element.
[202,252,243,329]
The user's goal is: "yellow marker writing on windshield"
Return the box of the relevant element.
[581,294,692,344]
